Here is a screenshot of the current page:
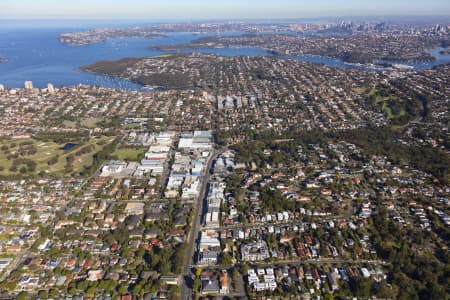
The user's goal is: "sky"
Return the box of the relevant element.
[1,0,449,19]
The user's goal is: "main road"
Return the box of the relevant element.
[180,147,226,300]
[190,258,389,271]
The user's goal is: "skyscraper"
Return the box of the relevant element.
[24,81,33,90]
[47,83,55,94]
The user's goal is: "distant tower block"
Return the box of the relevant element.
[235,96,242,108]
[24,81,33,90]
[217,96,223,110]
[0,84,4,91]
[47,83,55,94]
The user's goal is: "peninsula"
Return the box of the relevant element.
[59,28,166,46]
[153,33,450,64]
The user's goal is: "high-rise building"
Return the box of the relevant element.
[47,83,55,94]
[0,84,4,91]
[24,81,33,90]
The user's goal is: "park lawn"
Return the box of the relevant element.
[112,147,146,162]
[367,86,377,97]
[62,120,78,128]
[367,86,407,119]
[123,124,142,130]
[47,136,116,176]
[352,87,367,94]
[383,240,400,249]
[81,117,102,128]
[0,233,11,242]
[0,136,116,177]
[0,139,61,173]
[63,117,102,128]
[374,94,406,119]
[379,100,394,118]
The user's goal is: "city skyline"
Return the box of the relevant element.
[1,0,450,19]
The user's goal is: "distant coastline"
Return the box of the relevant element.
[59,28,166,46]
[151,33,445,65]
[1,21,449,89]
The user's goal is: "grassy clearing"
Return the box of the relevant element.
[151,54,174,59]
[374,95,406,118]
[62,120,78,128]
[368,86,406,119]
[367,86,377,97]
[63,118,102,128]
[81,117,102,128]
[112,147,146,162]
[379,101,394,118]
[352,87,367,94]
[0,136,116,177]
[123,124,142,130]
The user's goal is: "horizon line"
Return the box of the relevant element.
[1,15,450,21]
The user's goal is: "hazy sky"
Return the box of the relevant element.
[1,0,450,19]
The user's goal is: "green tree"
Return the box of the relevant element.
[49,289,59,298]
[86,286,95,296]
[68,287,77,296]
[219,252,233,266]
[37,290,48,299]
[118,283,129,295]
[376,281,398,299]
[232,268,239,289]
[16,292,29,300]
[193,277,201,293]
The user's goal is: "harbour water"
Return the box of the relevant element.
[0,20,449,90]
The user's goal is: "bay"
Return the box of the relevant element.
[0,21,449,90]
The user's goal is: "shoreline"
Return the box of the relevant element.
[59,32,167,46]
[151,43,442,67]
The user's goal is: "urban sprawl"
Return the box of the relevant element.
[0,20,449,300]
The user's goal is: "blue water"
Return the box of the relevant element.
[0,27,200,89]
[0,21,449,90]
[61,143,77,151]
[374,48,450,70]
